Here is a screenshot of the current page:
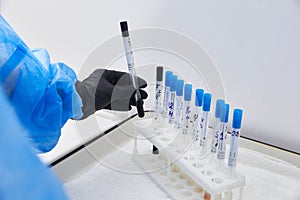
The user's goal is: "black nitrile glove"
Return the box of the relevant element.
[75,69,148,119]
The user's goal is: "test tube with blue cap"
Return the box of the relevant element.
[155,66,163,118]
[199,93,212,147]
[163,71,173,118]
[120,21,144,117]
[228,109,243,177]
[168,75,177,124]
[217,103,230,168]
[211,99,225,153]
[192,89,204,146]
[174,79,184,129]
[182,84,192,137]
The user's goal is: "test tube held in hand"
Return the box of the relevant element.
[120,21,144,117]
[155,66,163,118]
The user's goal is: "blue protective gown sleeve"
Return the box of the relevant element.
[0,15,83,152]
[0,87,68,200]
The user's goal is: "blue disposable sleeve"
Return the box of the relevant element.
[0,87,68,200]
[0,15,83,152]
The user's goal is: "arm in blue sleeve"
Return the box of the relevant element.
[0,15,83,152]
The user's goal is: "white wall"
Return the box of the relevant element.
[1,0,300,154]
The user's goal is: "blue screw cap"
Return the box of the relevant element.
[232,109,243,129]
[176,79,184,96]
[195,89,204,107]
[184,84,192,101]
[220,103,230,123]
[170,75,178,91]
[202,93,212,112]
[165,71,173,87]
[215,99,225,118]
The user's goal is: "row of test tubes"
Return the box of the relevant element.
[154,66,244,199]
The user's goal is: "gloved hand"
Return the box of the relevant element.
[75,69,148,119]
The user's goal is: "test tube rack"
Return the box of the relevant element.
[132,119,245,200]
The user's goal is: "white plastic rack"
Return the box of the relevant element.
[132,119,245,200]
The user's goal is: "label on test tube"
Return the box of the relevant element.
[155,81,163,117]
[228,109,243,168]
[192,110,199,128]
[182,84,192,135]
[192,89,204,142]
[217,103,230,160]
[174,96,183,128]
[228,128,240,167]
[217,123,227,159]
[174,80,184,129]
[168,75,177,123]
[122,37,135,71]
[199,93,211,146]
[163,71,172,118]
[155,67,163,118]
[192,106,201,141]
[199,111,208,146]
[168,91,175,123]
[211,99,225,153]
[211,118,220,153]
[163,87,170,118]
[182,101,191,135]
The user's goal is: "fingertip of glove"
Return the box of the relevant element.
[140,90,148,99]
